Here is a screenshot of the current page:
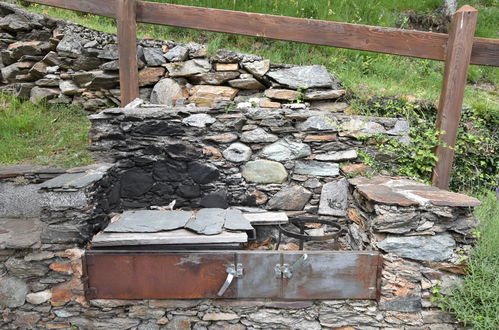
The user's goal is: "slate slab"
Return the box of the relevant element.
[0,217,42,249]
[377,233,456,262]
[224,208,254,231]
[318,178,349,216]
[266,65,336,89]
[185,208,226,235]
[294,161,339,177]
[104,210,192,233]
[356,185,419,207]
[411,190,481,207]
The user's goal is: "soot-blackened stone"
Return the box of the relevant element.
[165,141,199,160]
[200,190,228,209]
[133,121,185,136]
[150,182,176,196]
[153,160,187,181]
[120,168,154,198]
[188,161,220,184]
[178,183,201,198]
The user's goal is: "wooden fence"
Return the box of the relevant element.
[25,0,499,190]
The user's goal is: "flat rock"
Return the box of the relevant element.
[59,80,79,96]
[228,77,265,90]
[188,161,220,184]
[30,86,59,103]
[266,65,337,89]
[294,161,339,177]
[241,128,278,143]
[164,59,211,77]
[188,85,238,107]
[304,89,346,100]
[243,212,288,225]
[204,133,238,143]
[215,63,239,71]
[143,47,167,66]
[356,185,419,207]
[223,143,252,163]
[267,185,312,210]
[0,276,28,308]
[296,116,338,131]
[378,233,456,262]
[164,45,189,62]
[185,208,226,235]
[182,113,216,128]
[56,34,82,58]
[339,119,386,137]
[150,78,186,105]
[310,101,349,112]
[0,217,42,249]
[261,139,311,161]
[242,160,288,184]
[224,208,254,231]
[411,190,481,207]
[104,210,192,233]
[318,178,349,216]
[190,71,240,85]
[264,89,301,101]
[315,149,358,161]
[243,60,270,78]
[139,67,166,86]
[40,170,107,189]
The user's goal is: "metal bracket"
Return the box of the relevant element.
[274,254,308,279]
[217,263,243,296]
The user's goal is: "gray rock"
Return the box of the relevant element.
[80,70,119,90]
[0,217,42,249]
[240,128,278,143]
[0,182,43,217]
[304,89,346,100]
[387,120,410,135]
[30,86,59,103]
[261,139,311,161]
[185,208,226,235]
[242,160,288,184]
[222,143,252,163]
[56,34,82,58]
[5,257,48,278]
[224,208,254,231]
[104,210,192,233]
[164,45,189,62]
[339,118,386,137]
[190,71,240,85]
[319,311,381,328]
[59,80,79,95]
[267,185,312,210]
[40,169,108,189]
[97,44,119,60]
[164,59,211,77]
[377,233,456,261]
[379,295,422,312]
[318,178,349,216]
[0,14,32,31]
[143,47,167,66]
[69,317,140,330]
[247,309,321,330]
[182,114,216,128]
[294,161,340,177]
[315,149,358,161]
[228,77,265,90]
[296,115,339,131]
[267,65,337,89]
[150,78,185,105]
[0,276,28,308]
[242,60,270,78]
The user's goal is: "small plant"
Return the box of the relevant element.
[293,86,308,103]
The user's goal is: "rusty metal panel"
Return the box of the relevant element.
[236,252,281,299]
[281,251,380,300]
[84,251,236,299]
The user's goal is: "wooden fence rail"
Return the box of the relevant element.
[24,0,499,189]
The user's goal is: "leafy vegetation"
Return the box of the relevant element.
[0,93,93,167]
[442,192,499,330]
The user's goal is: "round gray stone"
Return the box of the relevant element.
[242,160,288,184]
[223,143,252,163]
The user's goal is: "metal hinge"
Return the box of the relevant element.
[274,254,308,279]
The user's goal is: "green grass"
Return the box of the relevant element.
[0,93,94,167]
[23,0,498,112]
[443,192,499,330]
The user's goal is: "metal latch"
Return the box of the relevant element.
[274,254,308,279]
[217,263,243,296]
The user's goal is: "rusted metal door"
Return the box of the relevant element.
[84,250,381,300]
[84,251,236,299]
[281,251,381,300]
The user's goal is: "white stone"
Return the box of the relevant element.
[26,290,52,305]
[222,143,252,163]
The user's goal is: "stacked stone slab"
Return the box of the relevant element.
[0,2,346,112]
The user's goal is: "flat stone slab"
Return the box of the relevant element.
[224,209,254,231]
[243,212,289,225]
[294,161,339,177]
[0,217,42,249]
[0,165,49,179]
[377,233,456,262]
[349,176,481,208]
[40,172,103,190]
[186,208,226,235]
[104,210,192,233]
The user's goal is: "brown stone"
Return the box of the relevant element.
[347,208,367,230]
[167,316,191,329]
[203,146,223,159]
[49,262,73,274]
[56,248,84,260]
[264,89,301,101]
[259,98,281,108]
[341,163,373,175]
[204,133,238,143]
[304,134,337,142]
[188,85,238,107]
[28,61,47,78]
[348,176,391,186]
[356,185,419,207]
[139,67,166,86]
[250,190,268,205]
[411,190,481,207]
[51,279,83,306]
[17,61,35,69]
[43,322,71,329]
[13,312,40,329]
[215,63,239,71]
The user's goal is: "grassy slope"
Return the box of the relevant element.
[0,93,93,167]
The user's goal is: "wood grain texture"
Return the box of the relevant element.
[117,0,139,106]
[26,1,498,66]
[432,6,478,190]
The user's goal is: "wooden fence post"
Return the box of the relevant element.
[117,0,139,106]
[432,6,477,190]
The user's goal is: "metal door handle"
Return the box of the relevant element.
[217,264,243,296]
[281,253,308,279]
